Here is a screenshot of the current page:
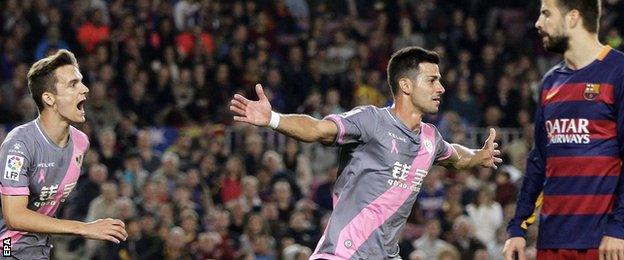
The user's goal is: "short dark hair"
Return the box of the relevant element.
[387,46,440,96]
[27,49,79,111]
[555,0,601,33]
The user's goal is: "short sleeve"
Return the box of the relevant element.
[323,106,376,146]
[0,137,31,196]
[433,126,455,162]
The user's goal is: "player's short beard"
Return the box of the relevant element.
[544,34,569,54]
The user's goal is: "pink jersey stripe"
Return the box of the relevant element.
[325,115,346,144]
[0,186,29,196]
[331,123,436,258]
[0,230,25,246]
[310,253,347,260]
[37,127,88,216]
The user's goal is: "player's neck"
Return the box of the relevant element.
[38,110,71,148]
[391,100,422,131]
[563,33,605,70]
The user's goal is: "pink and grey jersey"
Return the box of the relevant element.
[0,119,89,259]
[311,106,453,259]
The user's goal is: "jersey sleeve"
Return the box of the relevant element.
[604,70,624,239]
[0,136,32,196]
[432,125,455,162]
[507,85,547,238]
[323,106,376,146]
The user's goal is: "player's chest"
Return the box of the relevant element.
[368,130,435,169]
[29,149,84,207]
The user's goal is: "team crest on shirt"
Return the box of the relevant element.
[423,139,433,154]
[584,83,600,100]
[4,155,24,181]
[75,154,83,167]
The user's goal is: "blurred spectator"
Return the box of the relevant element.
[413,219,456,260]
[448,216,486,260]
[77,9,110,53]
[465,186,503,245]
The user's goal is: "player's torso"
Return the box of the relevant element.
[336,108,434,203]
[24,138,80,212]
[540,59,621,153]
[325,108,439,259]
[536,57,624,248]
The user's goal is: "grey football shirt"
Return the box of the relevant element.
[311,106,453,260]
[0,119,89,259]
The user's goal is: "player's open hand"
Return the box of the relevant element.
[474,128,503,169]
[230,84,272,126]
[599,235,624,260]
[503,237,527,260]
[81,218,128,244]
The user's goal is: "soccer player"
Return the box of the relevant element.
[503,0,624,259]
[0,50,127,259]
[230,46,502,259]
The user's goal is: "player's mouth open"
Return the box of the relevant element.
[77,99,86,112]
[433,97,441,104]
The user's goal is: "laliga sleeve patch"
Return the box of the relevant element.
[4,155,24,181]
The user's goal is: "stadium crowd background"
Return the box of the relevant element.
[0,0,623,259]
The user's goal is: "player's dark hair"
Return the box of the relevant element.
[387,46,440,96]
[27,49,79,111]
[555,0,601,33]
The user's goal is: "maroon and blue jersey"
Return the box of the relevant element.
[508,46,624,249]
[0,119,89,259]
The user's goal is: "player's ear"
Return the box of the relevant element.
[42,92,55,107]
[566,9,581,29]
[398,77,412,94]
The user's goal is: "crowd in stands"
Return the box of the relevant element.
[1,0,623,259]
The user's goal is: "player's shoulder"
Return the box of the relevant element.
[2,121,39,145]
[355,105,385,116]
[336,105,382,118]
[69,126,90,149]
[602,47,624,69]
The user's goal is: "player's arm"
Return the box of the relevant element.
[230,84,338,145]
[599,74,624,259]
[503,102,547,260]
[1,195,127,243]
[437,128,502,170]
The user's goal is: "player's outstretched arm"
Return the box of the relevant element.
[1,195,128,243]
[440,128,502,170]
[230,84,338,144]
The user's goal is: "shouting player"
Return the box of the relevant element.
[0,50,127,259]
[230,46,502,259]
[504,0,624,259]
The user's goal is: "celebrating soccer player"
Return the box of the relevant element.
[0,50,127,259]
[503,0,624,259]
[230,46,502,259]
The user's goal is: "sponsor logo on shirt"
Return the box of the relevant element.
[8,143,24,155]
[34,182,77,207]
[388,132,408,143]
[2,238,10,257]
[388,161,427,192]
[545,118,590,144]
[4,155,24,181]
[37,162,55,168]
[35,184,59,207]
